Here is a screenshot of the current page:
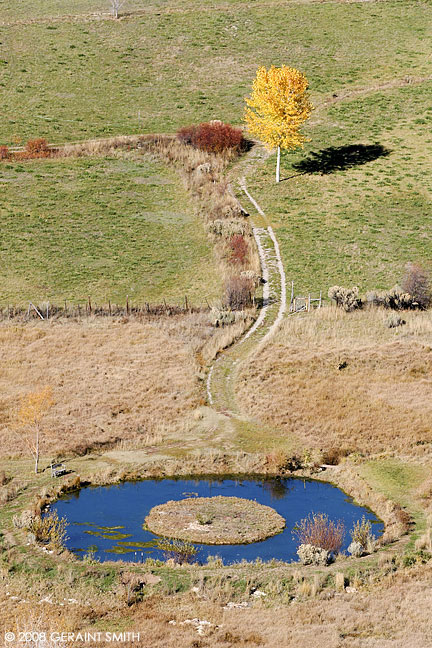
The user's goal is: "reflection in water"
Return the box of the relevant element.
[52,476,384,565]
[261,478,293,500]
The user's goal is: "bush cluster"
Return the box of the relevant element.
[177,121,244,154]
[328,286,362,312]
[208,218,249,238]
[331,264,431,313]
[367,286,419,310]
[297,543,331,566]
[293,512,345,554]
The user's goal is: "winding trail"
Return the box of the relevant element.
[206,152,288,414]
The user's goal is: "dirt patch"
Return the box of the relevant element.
[145,496,285,544]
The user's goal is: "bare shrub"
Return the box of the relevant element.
[402,263,431,310]
[328,286,362,312]
[224,276,253,310]
[29,512,68,550]
[155,538,198,564]
[177,121,244,154]
[293,513,345,553]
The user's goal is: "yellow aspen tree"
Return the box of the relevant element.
[17,386,54,474]
[245,65,313,182]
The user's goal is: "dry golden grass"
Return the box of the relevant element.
[2,563,432,648]
[0,315,214,458]
[237,307,432,456]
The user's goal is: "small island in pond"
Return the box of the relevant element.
[145,496,286,545]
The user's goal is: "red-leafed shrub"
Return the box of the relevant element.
[14,138,53,160]
[224,276,253,310]
[25,138,51,157]
[293,513,345,554]
[177,121,244,154]
[229,234,248,266]
[0,145,10,160]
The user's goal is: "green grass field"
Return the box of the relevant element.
[247,81,432,294]
[1,1,431,144]
[0,155,220,305]
[1,0,431,301]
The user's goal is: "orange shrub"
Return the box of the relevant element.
[0,145,10,160]
[14,138,53,160]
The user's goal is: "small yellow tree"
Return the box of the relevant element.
[245,65,313,182]
[17,386,54,474]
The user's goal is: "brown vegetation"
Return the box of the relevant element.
[1,563,432,648]
[0,315,213,459]
[293,513,345,554]
[236,307,432,456]
[145,496,285,544]
[176,121,245,154]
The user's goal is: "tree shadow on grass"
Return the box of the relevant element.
[288,143,391,177]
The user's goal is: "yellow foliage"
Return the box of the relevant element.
[18,386,54,427]
[16,386,54,473]
[244,65,313,151]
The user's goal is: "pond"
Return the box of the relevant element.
[51,476,383,565]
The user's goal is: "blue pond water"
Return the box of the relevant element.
[51,476,383,564]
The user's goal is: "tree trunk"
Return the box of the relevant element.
[35,428,39,474]
[276,146,281,183]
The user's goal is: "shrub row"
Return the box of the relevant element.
[0,138,55,161]
[329,264,431,312]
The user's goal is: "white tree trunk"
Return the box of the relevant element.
[35,427,39,474]
[276,146,281,183]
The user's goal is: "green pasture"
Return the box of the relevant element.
[246,81,432,294]
[1,0,431,300]
[1,1,431,143]
[0,155,220,305]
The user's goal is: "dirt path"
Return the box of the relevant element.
[206,147,289,412]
